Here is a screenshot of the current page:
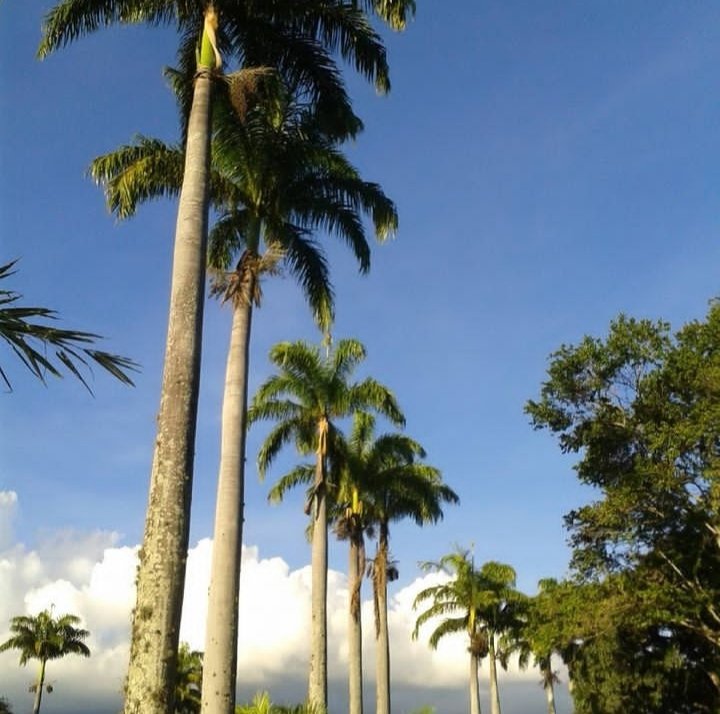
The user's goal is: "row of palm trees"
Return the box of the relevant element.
[37,1,421,713]
[412,550,561,714]
[247,338,459,714]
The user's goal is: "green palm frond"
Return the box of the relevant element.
[268,463,315,503]
[0,261,138,391]
[267,225,334,331]
[255,415,313,478]
[346,378,405,427]
[89,136,185,220]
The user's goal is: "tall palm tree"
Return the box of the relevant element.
[39,3,410,712]
[0,610,91,714]
[202,83,395,714]
[248,338,405,709]
[91,76,397,714]
[0,260,137,391]
[413,549,487,714]
[362,434,458,714]
[332,413,376,714]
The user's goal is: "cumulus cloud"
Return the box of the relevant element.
[0,491,560,714]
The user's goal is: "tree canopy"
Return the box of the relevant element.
[527,301,720,712]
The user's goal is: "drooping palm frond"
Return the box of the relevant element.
[0,261,138,391]
[38,0,402,139]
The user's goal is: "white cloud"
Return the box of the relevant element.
[0,493,555,714]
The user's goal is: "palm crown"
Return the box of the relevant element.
[90,77,397,329]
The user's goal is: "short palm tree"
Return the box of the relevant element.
[248,338,405,709]
[413,549,487,714]
[471,561,526,714]
[39,3,409,711]
[0,260,136,391]
[0,610,90,714]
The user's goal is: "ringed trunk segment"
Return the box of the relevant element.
[201,273,256,714]
[124,29,215,714]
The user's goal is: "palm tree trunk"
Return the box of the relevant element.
[469,651,481,714]
[33,658,46,714]
[374,525,391,714]
[308,441,328,709]
[201,281,255,714]
[544,677,557,714]
[123,36,214,714]
[487,634,501,714]
[348,531,364,714]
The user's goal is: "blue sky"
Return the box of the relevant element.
[2,1,720,711]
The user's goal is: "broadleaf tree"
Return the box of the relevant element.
[526,301,720,712]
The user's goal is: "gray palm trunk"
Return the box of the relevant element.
[374,526,391,714]
[348,531,365,714]
[309,448,328,709]
[33,659,47,714]
[123,66,213,714]
[201,275,255,714]
[487,635,501,714]
[469,651,482,714]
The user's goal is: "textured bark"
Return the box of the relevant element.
[469,651,481,714]
[33,659,46,714]
[487,635,501,714]
[201,288,254,714]
[123,67,212,714]
[348,532,364,714]
[374,527,391,714]
[308,447,328,709]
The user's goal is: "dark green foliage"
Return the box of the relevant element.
[0,260,137,391]
[527,302,720,711]
[174,643,203,714]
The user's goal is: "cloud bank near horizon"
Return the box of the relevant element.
[0,490,553,713]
